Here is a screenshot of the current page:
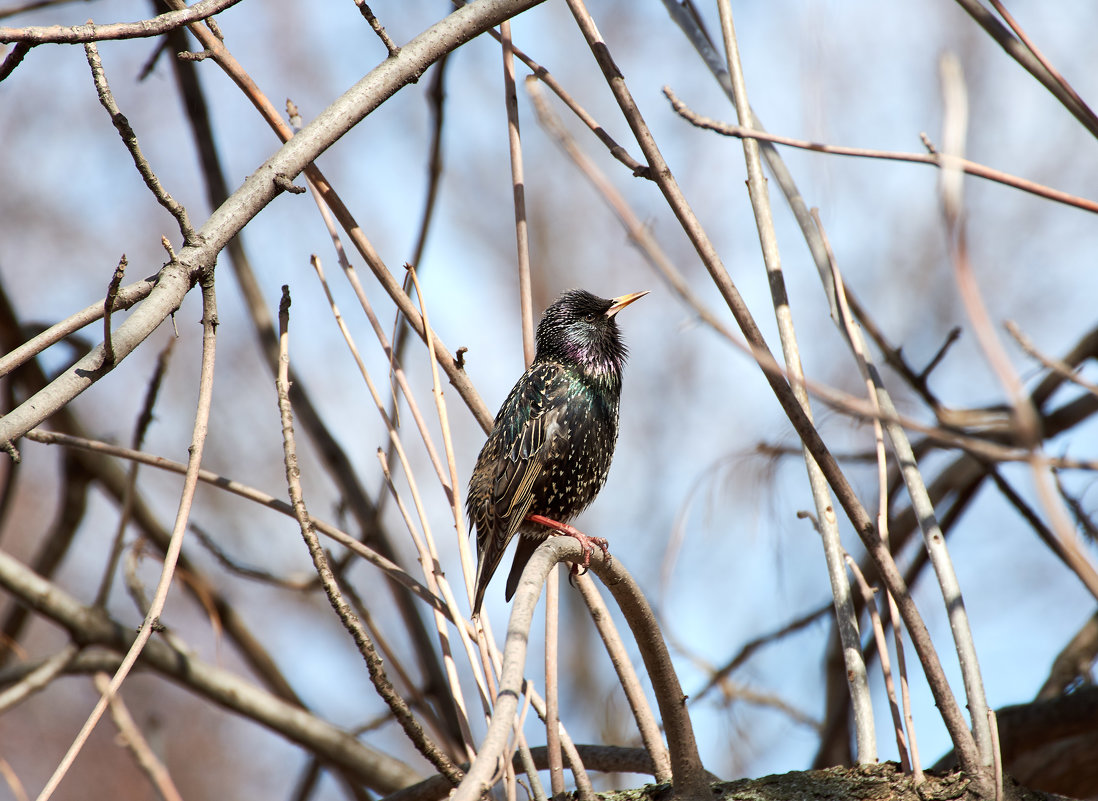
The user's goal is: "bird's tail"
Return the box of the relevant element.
[472,530,506,617]
[504,536,542,603]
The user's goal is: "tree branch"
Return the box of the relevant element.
[0,0,245,44]
[0,0,544,448]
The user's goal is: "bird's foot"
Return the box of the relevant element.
[525,514,611,583]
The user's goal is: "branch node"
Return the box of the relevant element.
[354,0,400,58]
[177,49,213,62]
[204,17,224,41]
[274,173,305,194]
[102,254,128,368]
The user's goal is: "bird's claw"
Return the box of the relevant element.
[524,514,612,586]
[566,533,610,587]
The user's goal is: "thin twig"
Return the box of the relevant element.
[988,708,1004,801]
[662,86,1098,216]
[1055,472,1098,545]
[987,469,1098,601]
[575,0,983,780]
[275,286,464,785]
[0,758,29,801]
[544,566,565,796]
[391,51,449,390]
[575,576,672,782]
[0,41,30,81]
[716,0,876,764]
[36,271,217,801]
[500,20,535,366]
[953,0,1098,139]
[812,207,922,778]
[94,336,175,608]
[0,0,244,43]
[842,555,911,772]
[1006,320,1098,399]
[692,602,829,705]
[189,523,310,589]
[354,0,399,57]
[0,644,78,714]
[101,254,126,367]
[84,39,195,244]
[93,672,184,801]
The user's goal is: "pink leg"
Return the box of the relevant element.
[525,514,612,578]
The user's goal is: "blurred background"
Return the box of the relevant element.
[2,0,1098,798]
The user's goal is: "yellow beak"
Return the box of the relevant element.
[606,290,649,317]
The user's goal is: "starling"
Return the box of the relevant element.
[467,288,648,615]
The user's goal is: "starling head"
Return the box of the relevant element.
[534,289,649,381]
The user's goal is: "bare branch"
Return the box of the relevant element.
[354,0,399,57]
[663,87,1098,215]
[94,673,184,801]
[0,40,29,81]
[575,576,671,783]
[0,0,244,44]
[1,0,542,446]
[275,286,464,785]
[716,0,875,763]
[454,536,711,801]
[101,254,127,367]
[36,273,217,801]
[0,549,423,793]
[953,0,1098,139]
[0,276,156,379]
[84,39,195,243]
[569,0,984,780]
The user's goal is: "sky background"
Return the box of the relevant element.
[2,0,1098,798]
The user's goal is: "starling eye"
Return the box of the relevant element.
[584,311,598,322]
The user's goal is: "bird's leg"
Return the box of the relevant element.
[525,514,612,582]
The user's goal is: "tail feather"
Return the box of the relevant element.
[504,536,543,603]
[472,521,511,616]
[472,544,499,617]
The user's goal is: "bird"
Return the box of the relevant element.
[467,288,648,616]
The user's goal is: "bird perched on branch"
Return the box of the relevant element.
[467,288,648,616]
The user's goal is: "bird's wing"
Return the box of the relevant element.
[470,362,574,614]
[492,363,572,536]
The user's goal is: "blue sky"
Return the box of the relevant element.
[2,0,1098,795]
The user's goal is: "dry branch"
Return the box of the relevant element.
[0,0,544,448]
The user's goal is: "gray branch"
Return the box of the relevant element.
[0,0,545,449]
[0,546,422,794]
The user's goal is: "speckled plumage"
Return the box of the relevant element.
[467,289,647,615]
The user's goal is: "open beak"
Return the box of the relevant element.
[606,290,649,318]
